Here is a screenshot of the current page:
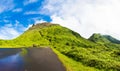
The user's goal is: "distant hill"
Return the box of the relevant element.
[103,35,120,44]
[0,23,120,71]
[88,33,110,44]
[89,33,120,44]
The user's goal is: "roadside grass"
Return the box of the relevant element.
[0,23,120,71]
[52,48,100,71]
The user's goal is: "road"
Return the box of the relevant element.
[24,48,66,71]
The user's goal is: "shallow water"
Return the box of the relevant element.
[0,49,24,71]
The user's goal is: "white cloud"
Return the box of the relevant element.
[26,24,33,30]
[0,22,31,39]
[0,0,14,13]
[34,19,47,24]
[14,20,31,32]
[42,0,120,40]
[24,11,39,15]
[30,17,47,24]
[12,8,22,12]
[24,0,38,5]
[3,19,10,23]
[0,24,20,39]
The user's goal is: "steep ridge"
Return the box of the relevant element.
[0,23,120,71]
[0,22,95,47]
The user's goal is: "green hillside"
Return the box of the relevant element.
[88,33,110,44]
[89,33,120,49]
[0,23,120,71]
[89,33,120,44]
[103,35,120,44]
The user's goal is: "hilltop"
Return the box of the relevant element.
[103,35,120,44]
[89,33,120,44]
[0,22,92,47]
[88,33,110,44]
[0,23,120,71]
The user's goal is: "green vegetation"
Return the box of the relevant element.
[0,22,120,71]
[52,48,100,71]
[103,35,120,44]
[88,33,110,44]
[89,33,120,44]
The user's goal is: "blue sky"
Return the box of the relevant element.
[0,0,120,40]
[0,0,51,27]
[0,0,51,39]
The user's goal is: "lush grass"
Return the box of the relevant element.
[0,23,120,71]
[61,46,120,71]
[52,48,100,71]
[88,33,110,44]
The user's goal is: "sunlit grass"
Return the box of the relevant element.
[52,48,100,71]
[0,23,120,71]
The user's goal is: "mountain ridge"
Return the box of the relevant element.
[103,35,120,44]
[0,22,120,71]
[89,33,120,44]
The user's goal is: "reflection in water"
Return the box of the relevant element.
[0,52,24,71]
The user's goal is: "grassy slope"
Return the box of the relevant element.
[88,33,120,49]
[88,33,110,44]
[103,35,120,44]
[0,23,120,71]
[52,48,100,71]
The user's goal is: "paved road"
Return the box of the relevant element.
[25,48,66,71]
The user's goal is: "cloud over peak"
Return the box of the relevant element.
[42,0,120,39]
